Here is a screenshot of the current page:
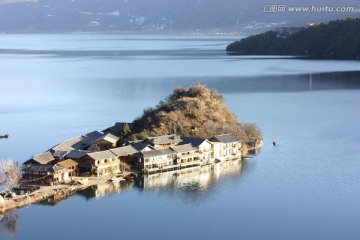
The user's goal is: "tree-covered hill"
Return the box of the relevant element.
[130,85,262,145]
[226,18,360,60]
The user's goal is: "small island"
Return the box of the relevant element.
[1,85,262,212]
[226,18,360,60]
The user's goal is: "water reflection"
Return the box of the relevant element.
[135,160,245,203]
[73,160,246,204]
[199,71,360,93]
[78,181,134,200]
[0,210,20,239]
[74,71,360,102]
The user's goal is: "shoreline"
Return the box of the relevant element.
[0,148,261,214]
[0,175,125,214]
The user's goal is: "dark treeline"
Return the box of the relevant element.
[226,18,360,60]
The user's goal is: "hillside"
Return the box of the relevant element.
[0,0,358,34]
[130,85,262,145]
[226,18,360,60]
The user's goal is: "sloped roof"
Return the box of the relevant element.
[53,150,69,158]
[65,150,87,159]
[137,148,175,158]
[74,131,103,148]
[110,145,138,157]
[92,133,119,144]
[210,133,239,143]
[22,164,66,173]
[51,136,84,151]
[57,159,78,169]
[171,143,197,153]
[82,131,103,139]
[181,136,210,147]
[27,151,55,165]
[131,142,153,151]
[87,150,117,161]
[52,131,103,152]
[146,134,182,145]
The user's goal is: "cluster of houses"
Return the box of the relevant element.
[22,122,243,186]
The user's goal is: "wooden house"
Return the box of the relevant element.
[23,151,56,165]
[84,150,119,177]
[110,145,139,170]
[22,164,68,186]
[181,136,214,164]
[89,133,119,151]
[171,144,202,168]
[135,148,177,174]
[209,133,242,161]
[56,159,79,177]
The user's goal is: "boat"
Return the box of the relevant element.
[110,177,124,182]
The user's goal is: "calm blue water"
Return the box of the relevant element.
[0,35,360,240]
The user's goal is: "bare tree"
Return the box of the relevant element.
[0,159,21,193]
[1,210,20,238]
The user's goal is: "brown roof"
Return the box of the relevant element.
[92,133,119,144]
[57,159,78,169]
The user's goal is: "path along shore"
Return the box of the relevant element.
[0,175,129,214]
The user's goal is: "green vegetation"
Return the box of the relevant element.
[130,84,262,144]
[226,18,360,60]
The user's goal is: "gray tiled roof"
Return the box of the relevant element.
[22,164,66,173]
[110,146,138,157]
[131,142,153,151]
[210,133,239,144]
[146,134,182,145]
[171,143,197,153]
[52,131,103,152]
[65,150,87,159]
[52,136,84,151]
[29,152,55,165]
[137,148,175,158]
[92,133,119,144]
[87,150,117,161]
[180,136,209,147]
[53,150,69,158]
[82,131,103,139]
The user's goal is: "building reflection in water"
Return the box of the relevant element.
[78,159,246,202]
[78,181,135,200]
[135,160,245,203]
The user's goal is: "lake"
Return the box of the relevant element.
[0,35,360,240]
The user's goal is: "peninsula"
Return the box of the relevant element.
[0,85,262,213]
[226,18,360,60]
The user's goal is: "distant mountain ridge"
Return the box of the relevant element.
[0,0,359,34]
[226,18,360,60]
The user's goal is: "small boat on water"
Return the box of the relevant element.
[110,177,124,182]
